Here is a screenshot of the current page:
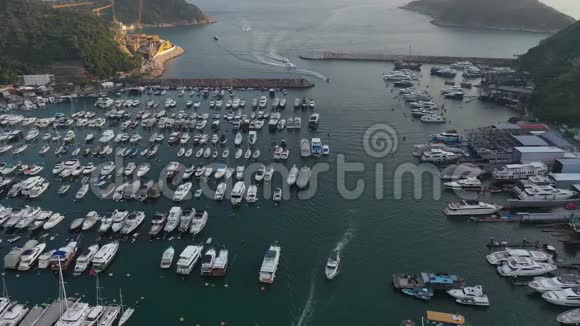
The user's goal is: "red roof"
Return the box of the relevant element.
[517,123,548,130]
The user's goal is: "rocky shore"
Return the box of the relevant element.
[142,16,216,28]
[139,46,185,78]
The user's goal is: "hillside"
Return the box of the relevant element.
[0,0,139,84]
[402,0,575,33]
[518,21,580,123]
[110,0,211,27]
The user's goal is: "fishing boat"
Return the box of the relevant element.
[160,246,175,269]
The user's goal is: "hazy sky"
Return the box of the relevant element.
[540,0,580,19]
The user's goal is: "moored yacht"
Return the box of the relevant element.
[557,308,580,324]
[211,249,229,277]
[443,177,482,191]
[543,288,580,306]
[529,274,580,293]
[160,246,175,269]
[17,242,47,271]
[230,181,246,206]
[92,241,119,272]
[55,301,91,326]
[164,207,182,233]
[190,210,208,235]
[176,245,203,275]
[492,162,548,180]
[73,244,99,276]
[486,248,553,265]
[497,257,557,277]
[259,244,281,284]
[200,248,217,276]
[447,285,490,306]
[444,200,502,216]
[50,241,78,271]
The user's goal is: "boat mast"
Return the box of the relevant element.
[1,275,8,300]
[96,272,102,306]
[58,259,70,311]
[119,289,124,313]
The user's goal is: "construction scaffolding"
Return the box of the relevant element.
[466,127,532,163]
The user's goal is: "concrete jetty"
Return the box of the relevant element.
[139,78,315,89]
[299,50,515,66]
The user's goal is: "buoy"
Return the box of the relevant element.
[224,284,229,288]
[140,296,145,300]
[16,274,20,278]
[220,322,226,326]
[179,317,184,322]
[126,273,131,277]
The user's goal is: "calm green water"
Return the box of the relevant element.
[2,1,571,325]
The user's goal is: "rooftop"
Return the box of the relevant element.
[514,146,565,153]
[550,173,580,181]
[513,135,548,146]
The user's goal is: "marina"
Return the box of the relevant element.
[1,0,580,324]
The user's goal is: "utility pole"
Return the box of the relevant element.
[137,0,143,29]
[112,0,117,23]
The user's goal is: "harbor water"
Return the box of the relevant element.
[2,0,572,325]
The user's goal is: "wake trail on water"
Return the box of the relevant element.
[335,226,354,253]
[293,275,316,326]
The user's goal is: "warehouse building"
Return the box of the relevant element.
[550,173,580,189]
[553,159,580,174]
[513,146,565,164]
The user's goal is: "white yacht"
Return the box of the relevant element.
[43,213,65,230]
[38,250,56,269]
[82,211,100,231]
[176,245,203,275]
[486,248,553,265]
[120,211,145,235]
[215,183,227,200]
[300,139,311,157]
[245,185,258,203]
[492,162,548,180]
[287,165,299,185]
[97,306,120,326]
[73,244,99,276]
[447,285,490,306]
[497,257,557,277]
[92,241,119,272]
[529,274,580,293]
[543,288,580,306]
[325,249,340,280]
[514,185,577,201]
[160,246,175,269]
[200,248,217,276]
[443,177,482,191]
[190,210,208,235]
[420,148,460,162]
[259,244,281,284]
[0,304,29,326]
[17,242,46,271]
[557,308,580,324]
[173,182,192,201]
[443,200,502,216]
[84,305,104,326]
[420,114,445,123]
[55,301,91,326]
[164,207,182,233]
[110,209,129,233]
[231,181,246,206]
[296,166,311,189]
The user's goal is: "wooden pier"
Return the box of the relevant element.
[299,50,515,66]
[138,78,315,89]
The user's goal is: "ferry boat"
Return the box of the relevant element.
[176,245,203,275]
[92,241,119,272]
[259,244,281,284]
[50,241,78,271]
[497,257,557,277]
[73,244,99,276]
[212,249,229,277]
[200,248,216,276]
[492,162,548,180]
[443,200,502,216]
[514,185,577,201]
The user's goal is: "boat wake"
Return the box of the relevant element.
[335,226,354,253]
[293,275,316,326]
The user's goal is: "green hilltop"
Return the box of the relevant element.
[518,21,580,123]
[110,0,210,26]
[0,0,139,84]
[402,0,575,33]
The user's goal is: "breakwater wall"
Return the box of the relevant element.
[299,50,515,66]
[138,78,315,88]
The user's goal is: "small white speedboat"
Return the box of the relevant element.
[325,249,340,280]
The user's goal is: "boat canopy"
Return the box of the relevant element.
[425,311,465,325]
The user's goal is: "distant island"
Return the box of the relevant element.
[401,0,575,33]
[518,21,580,123]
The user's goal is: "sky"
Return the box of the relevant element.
[540,0,580,19]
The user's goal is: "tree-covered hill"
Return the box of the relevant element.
[0,0,139,84]
[110,0,210,26]
[402,0,574,33]
[518,21,580,123]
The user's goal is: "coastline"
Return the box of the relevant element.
[141,16,216,28]
[401,6,559,34]
[139,46,185,78]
